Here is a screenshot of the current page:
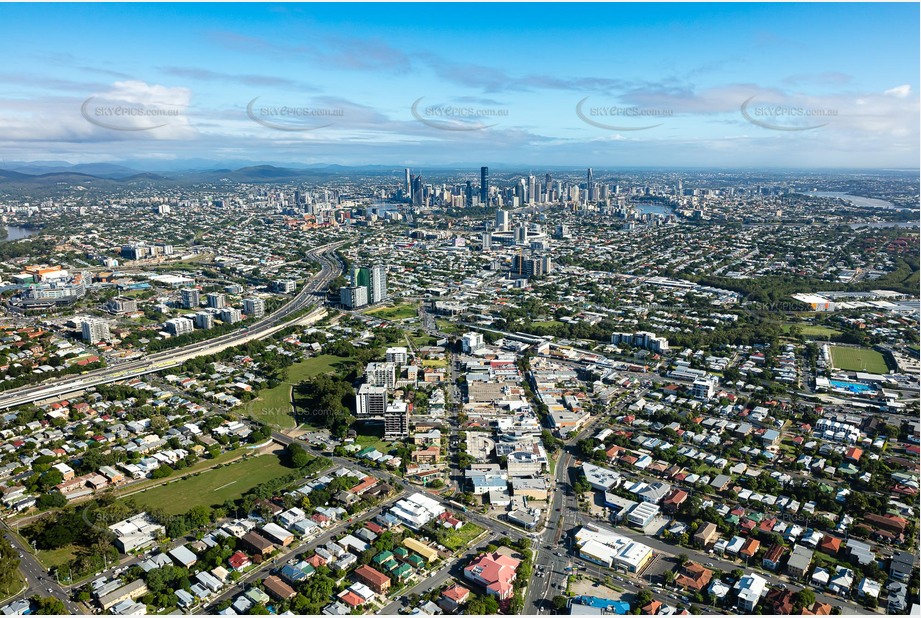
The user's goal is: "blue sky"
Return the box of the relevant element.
[1,3,918,169]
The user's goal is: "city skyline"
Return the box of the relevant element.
[1,3,918,169]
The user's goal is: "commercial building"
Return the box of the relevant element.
[462,332,485,353]
[109,513,165,553]
[574,524,654,573]
[106,297,138,314]
[388,493,445,530]
[626,502,660,528]
[464,551,519,600]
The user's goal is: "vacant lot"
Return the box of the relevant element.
[440,522,486,551]
[830,346,888,374]
[364,302,418,321]
[129,452,291,515]
[244,354,347,428]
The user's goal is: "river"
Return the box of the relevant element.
[1,225,35,241]
[810,191,897,210]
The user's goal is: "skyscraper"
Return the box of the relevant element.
[404,168,411,195]
[527,175,536,204]
[496,209,510,232]
[587,168,595,202]
[480,166,489,204]
[465,180,473,207]
[411,174,423,206]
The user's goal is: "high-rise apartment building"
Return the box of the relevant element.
[340,285,369,309]
[206,293,225,309]
[480,166,489,204]
[180,288,200,309]
[365,362,397,389]
[356,384,388,417]
[384,400,410,439]
[369,265,388,304]
[496,209,510,232]
[82,319,110,343]
[165,317,194,336]
[243,297,265,318]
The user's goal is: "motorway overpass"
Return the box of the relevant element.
[0,241,346,410]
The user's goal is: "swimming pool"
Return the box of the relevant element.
[829,380,874,394]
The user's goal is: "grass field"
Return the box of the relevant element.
[435,319,463,335]
[439,522,486,551]
[35,545,77,571]
[782,323,842,337]
[129,452,291,515]
[830,346,889,374]
[531,320,564,328]
[421,359,448,368]
[411,333,439,347]
[243,354,348,428]
[364,302,418,321]
[353,434,397,455]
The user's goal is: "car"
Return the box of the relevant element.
[47,588,53,593]
[705,562,714,567]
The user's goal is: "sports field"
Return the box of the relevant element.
[829,346,888,374]
[129,452,291,515]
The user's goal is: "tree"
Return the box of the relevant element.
[33,597,67,614]
[286,442,311,468]
[634,589,654,608]
[467,594,499,615]
[553,595,569,610]
[794,589,815,609]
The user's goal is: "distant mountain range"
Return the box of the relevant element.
[0,161,419,188]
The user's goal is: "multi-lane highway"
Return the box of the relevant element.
[0,241,347,411]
